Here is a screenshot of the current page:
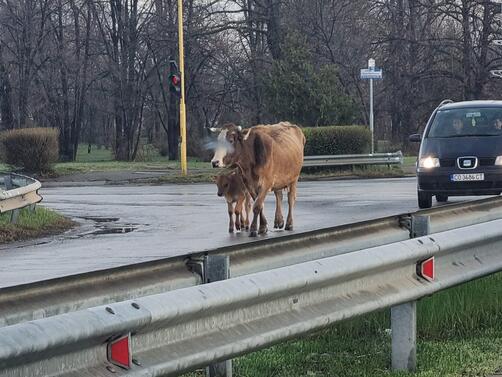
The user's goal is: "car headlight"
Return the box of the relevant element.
[496,156,502,166]
[419,157,440,169]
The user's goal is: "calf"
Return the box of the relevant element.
[216,171,253,233]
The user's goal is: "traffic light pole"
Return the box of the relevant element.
[177,0,187,176]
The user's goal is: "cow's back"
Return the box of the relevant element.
[250,122,305,188]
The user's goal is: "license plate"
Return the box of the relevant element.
[450,173,484,182]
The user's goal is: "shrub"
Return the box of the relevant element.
[0,128,59,173]
[302,126,371,155]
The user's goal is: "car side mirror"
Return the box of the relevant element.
[409,134,421,143]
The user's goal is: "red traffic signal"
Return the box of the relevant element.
[171,74,180,86]
[169,73,181,97]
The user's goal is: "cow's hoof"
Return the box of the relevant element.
[274,221,284,229]
[245,226,249,231]
[259,226,268,234]
[229,228,234,233]
[249,230,258,237]
[285,224,293,231]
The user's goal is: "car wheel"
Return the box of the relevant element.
[436,194,448,202]
[418,191,432,209]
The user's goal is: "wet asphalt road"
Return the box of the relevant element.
[0,177,481,288]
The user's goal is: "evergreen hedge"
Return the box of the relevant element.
[302,126,371,155]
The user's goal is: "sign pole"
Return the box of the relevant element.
[370,78,374,154]
[367,58,376,154]
[177,0,187,176]
[360,60,382,153]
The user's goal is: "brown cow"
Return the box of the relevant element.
[215,171,253,233]
[211,122,305,237]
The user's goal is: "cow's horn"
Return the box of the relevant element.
[237,126,242,132]
[208,127,222,133]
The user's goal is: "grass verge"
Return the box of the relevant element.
[48,144,410,180]
[183,272,502,377]
[0,206,74,243]
[151,166,406,185]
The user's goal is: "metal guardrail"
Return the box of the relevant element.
[2,195,502,328]
[303,151,403,167]
[0,173,42,222]
[1,218,502,376]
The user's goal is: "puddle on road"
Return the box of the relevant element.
[76,216,140,237]
[80,216,120,223]
[91,225,137,235]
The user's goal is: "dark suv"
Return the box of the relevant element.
[410,100,502,209]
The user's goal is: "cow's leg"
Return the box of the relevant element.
[235,196,244,231]
[285,181,297,231]
[244,193,252,230]
[259,202,268,234]
[227,202,234,233]
[274,190,284,229]
[250,189,268,237]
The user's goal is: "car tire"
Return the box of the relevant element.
[418,191,432,209]
[436,194,448,202]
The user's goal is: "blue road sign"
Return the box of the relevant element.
[360,68,383,80]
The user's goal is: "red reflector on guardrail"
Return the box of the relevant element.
[417,256,435,282]
[107,334,131,369]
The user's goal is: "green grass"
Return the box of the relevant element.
[52,144,408,181]
[183,273,502,377]
[52,144,210,175]
[404,156,417,168]
[75,145,114,162]
[0,143,415,180]
[0,206,74,243]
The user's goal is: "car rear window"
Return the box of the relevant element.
[428,108,502,138]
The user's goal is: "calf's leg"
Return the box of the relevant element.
[227,201,235,233]
[234,196,244,231]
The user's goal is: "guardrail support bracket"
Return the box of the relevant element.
[410,215,430,238]
[391,301,417,371]
[204,255,232,377]
[391,214,429,371]
[10,209,20,224]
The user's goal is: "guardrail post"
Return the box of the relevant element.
[4,174,20,224]
[391,215,429,371]
[204,255,232,377]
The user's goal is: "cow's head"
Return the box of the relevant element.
[210,123,243,168]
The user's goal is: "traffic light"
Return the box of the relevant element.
[169,60,181,97]
[169,73,181,97]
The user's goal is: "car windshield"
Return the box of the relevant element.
[428,107,502,138]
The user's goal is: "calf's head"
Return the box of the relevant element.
[210,123,243,168]
[215,174,229,197]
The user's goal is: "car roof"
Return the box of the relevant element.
[439,100,502,110]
